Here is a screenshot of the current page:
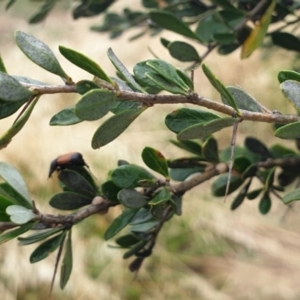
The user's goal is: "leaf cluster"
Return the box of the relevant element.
[1,22,300,292]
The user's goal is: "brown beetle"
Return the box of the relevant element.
[48,152,89,178]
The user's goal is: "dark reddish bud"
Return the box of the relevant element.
[48,152,88,178]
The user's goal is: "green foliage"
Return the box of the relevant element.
[2,1,300,292]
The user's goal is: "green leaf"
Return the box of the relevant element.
[241,0,276,58]
[6,0,17,10]
[130,207,154,225]
[60,229,73,290]
[18,227,63,245]
[244,137,272,159]
[0,194,13,221]
[272,32,300,52]
[0,55,7,73]
[196,11,245,43]
[92,107,146,148]
[160,37,170,48]
[233,156,251,174]
[270,144,296,158]
[104,209,138,240]
[169,167,205,182]
[59,46,113,84]
[280,80,300,111]
[6,205,37,225]
[58,169,96,197]
[231,179,252,210]
[133,61,163,92]
[278,70,300,84]
[75,89,116,121]
[259,193,271,214]
[107,48,145,92]
[202,137,219,163]
[146,72,188,95]
[176,68,194,90]
[15,31,70,81]
[150,202,168,219]
[247,188,263,200]
[28,0,55,24]
[212,174,243,197]
[177,117,236,140]
[101,180,122,202]
[202,64,239,113]
[49,192,92,210]
[274,121,300,139]
[30,231,66,263]
[129,220,159,232]
[213,33,237,45]
[0,222,35,245]
[0,162,32,208]
[123,239,148,259]
[149,10,202,42]
[0,99,28,119]
[115,233,140,248]
[110,99,141,114]
[168,41,201,62]
[0,97,38,150]
[149,188,171,205]
[146,59,190,92]
[111,165,155,188]
[170,140,202,156]
[50,107,83,126]
[265,167,275,190]
[165,108,220,134]
[0,72,33,102]
[141,147,169,177]
[76,80,101,95]
[118,189,148,208]
[283,187,300,204]
[222,86,262,112]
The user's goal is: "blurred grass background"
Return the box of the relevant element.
[1,1,300,299]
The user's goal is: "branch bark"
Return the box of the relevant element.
[22,83,300,124]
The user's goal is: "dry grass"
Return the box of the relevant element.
[1,1,300,299]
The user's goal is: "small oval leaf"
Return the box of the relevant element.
[0,162,32,208]
[75,89,116,121]
[15,31,70,80]
[59,45,113,84]
[283,187,300,204]
[168,41,201,62]
[50,107,83,126]
[165,108,220,134]
[30,231,66,263]
[278,70,300,84]
[111,165,155,189]
[60,229,73,289]
[118,189,148,208]
[104,208,138,240]
[149,188,171,205]
[223,86,262,112]
[274,122,300,139]
[107,48,145,92]
[141,147,169,177]
[49,192,92,210]
[149,10,202,42]
[6,205,37,225]
[0,222,35,245]
[202,64,239,113]
[177,117,236,140]
[0,72,33,102]
[92,107,146,149]
[280,80,300,110]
